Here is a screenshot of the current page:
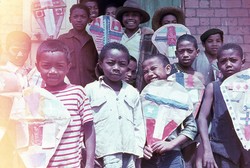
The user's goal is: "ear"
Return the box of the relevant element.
[35,62,40,72]
[66,63,72,73]
[69,16,72,23]
[196,48,200,57]
[165,64,172,75]
[241,58,245,68]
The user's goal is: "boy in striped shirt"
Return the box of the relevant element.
[36,39,95,168]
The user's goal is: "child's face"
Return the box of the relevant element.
[161,14,177,25]
[99,49,129,84]
[175,40,199,67]
[217,49,244,79]
[70,8,89,31]
[142,57,171,84]
[105,6,117,18]
[7,41,30,66]
[84,1,99,20]
[203,33,223,57]
[122,11,141,31]
[36,51,71,88]
[124,59,137,85]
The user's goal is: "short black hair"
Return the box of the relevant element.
[99,42,130,63]
[176,34,198,50]
[6,31,31,50]
[129,55,137,63]
[217,43,243,60]
[70,4,90,17]
[144,54,170,67]
[36,39,71,63]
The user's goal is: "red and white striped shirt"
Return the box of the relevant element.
[47,84,93,168]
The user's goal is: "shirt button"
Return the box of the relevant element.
[116,98,119,101]
[118,116,122,119]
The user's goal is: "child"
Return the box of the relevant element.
[124,55,137,87]
[171,34,205,84]
[36,39,95,167]
[58,4,98,87]
[152,7,185,31]
[192,28,224,85]
[85,42,145,168]
[105,3,117,18]
[81,0,99,21]
[141,54,197,168]
[115,0,154,91]
[0,31,32,88]
[197,43,250,168]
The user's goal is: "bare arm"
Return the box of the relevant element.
[197,83,218,168]
[84,121,96,168]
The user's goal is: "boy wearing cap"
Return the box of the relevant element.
[115,0,154,91]
[192,28,224,85]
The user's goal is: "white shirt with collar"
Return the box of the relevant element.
[85,77,146,158]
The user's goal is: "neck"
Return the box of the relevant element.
[103,78,122,91]
[45,82,68,91]
[178,63,195,75]
[125,27,140,38]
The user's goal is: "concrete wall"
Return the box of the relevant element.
[185,0,250,69]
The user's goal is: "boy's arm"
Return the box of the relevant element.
[134,94,146,158]
[197,83,218,168]
[83,121,96,168]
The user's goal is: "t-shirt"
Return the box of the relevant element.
[47,84,93,167]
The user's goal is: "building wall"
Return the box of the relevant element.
[184,0,250,69]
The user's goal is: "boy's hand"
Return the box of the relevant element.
[202,151,218,168]
[143,145,153,160]
[151,141,174,154]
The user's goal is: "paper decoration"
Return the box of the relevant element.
[86,15,123,54]
[32,0,66,39]
[168,72,205,117]
[220,68,250,150]
[3,87,71,167]
[151,24,191,64]
[141,80,193,145]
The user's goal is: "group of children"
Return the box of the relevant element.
[1,0,250,168]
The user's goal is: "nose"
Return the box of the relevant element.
[49,67,58,74]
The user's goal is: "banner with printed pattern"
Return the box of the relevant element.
[141,80,193,145]
[151,24,191,64]
[86,15,123,54]
[168,72,205,117]
[220,68,250,150]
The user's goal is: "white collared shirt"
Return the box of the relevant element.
[85,77,146,158]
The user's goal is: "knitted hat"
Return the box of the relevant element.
[200,28,224,43]
[152,7,185,31]
[115,0,150,25]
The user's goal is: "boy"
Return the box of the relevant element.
[197,43,250,168]
[192,28,224,85]
[0,31,32,88]
[105,3,117,18]
[36,39,95,167]
[85,42,145,167]
[81,0,99,21]
[124,55,137,87]
[115,0,154,91]
[58,4,98,87]
[171,34,205,84]
[141,54,197,168]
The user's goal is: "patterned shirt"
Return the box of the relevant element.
[47,84,93,168]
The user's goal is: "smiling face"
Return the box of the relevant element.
[142,57,171,84]
[122,11,141,33]
[36,51,71,89]
[99,48,129,87]
[70,8,89,32]
[84,1,99,20]
[218,49,244,79]
[203,33,223,58]
[176,40,199,68]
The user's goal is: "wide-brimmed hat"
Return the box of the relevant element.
[152,7,185,31]
[115,0,150,25]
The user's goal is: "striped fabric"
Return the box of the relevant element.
[47,84,93,168]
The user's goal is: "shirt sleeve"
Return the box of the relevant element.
[179,113,198,140]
